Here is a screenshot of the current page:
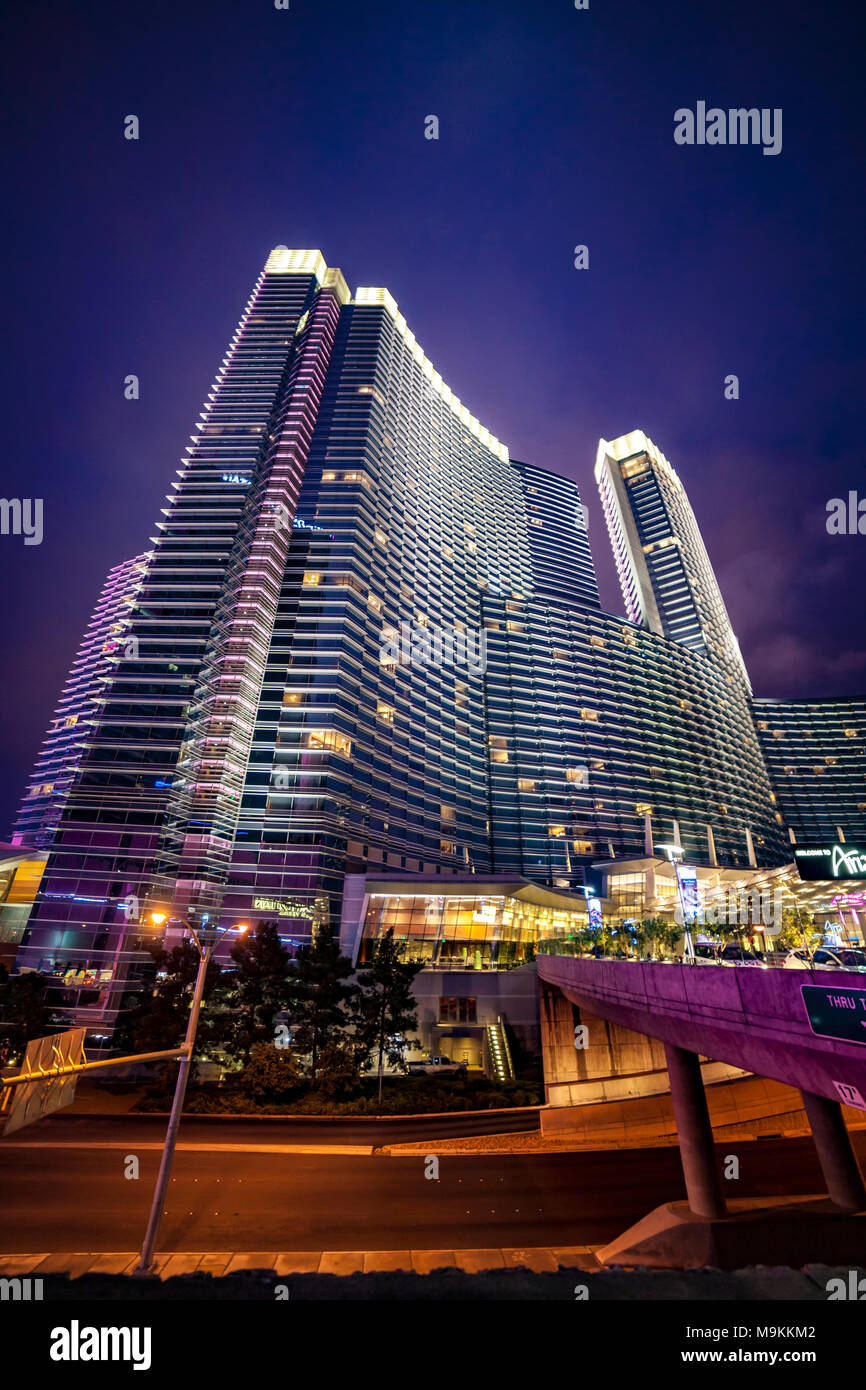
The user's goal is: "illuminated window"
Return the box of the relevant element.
[307,730,352,758]
[440,997,477,1023]
[322,471,336,481]
[844,728,858,738]
[506,621,525,633]
[377,702,395,724]
[573,840,594,855]
[518,779,536,792]
[548,825,566,837]
[589,635,605,649]
[357,384,386,406]
[621,457,650,479]
[579,708,599,723]
[756,720,768,731]
[380,624,399,669]
[440,805,455,822]
[282,690,302,705]
[440,839,457,855]
[374,527,388,547]
[590,759,605,772]
[302,571,321,586]
[367,593,381,612]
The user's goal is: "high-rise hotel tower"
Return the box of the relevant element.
[15,249,797,1035]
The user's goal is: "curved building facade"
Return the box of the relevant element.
[9,251,859,1041]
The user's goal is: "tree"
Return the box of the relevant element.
[662,922,684,958]
[315,1039,365,1102]
[776,907,813,953]
[0,971,50,1063]
[116,942,222,1057]
[638,917,670,960]
[212,922,292,1065]
[241,1040,303,1101]
[284,924,357,1084]
[352,929,422,1107]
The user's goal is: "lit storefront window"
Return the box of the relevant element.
[359,891,587,968]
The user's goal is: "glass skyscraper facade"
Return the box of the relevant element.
[10,249,860,1039]
[12,553,150,850]
[753,697,866,845]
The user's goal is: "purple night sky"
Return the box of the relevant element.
[0,0,864,835]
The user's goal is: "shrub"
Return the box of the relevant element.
[242,1041,304,1100]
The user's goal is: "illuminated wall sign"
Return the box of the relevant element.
[832,892,866,909]
[222,473,249,485]
[587,896,603,931]
[253,895,313,918]
[794,843,866,881]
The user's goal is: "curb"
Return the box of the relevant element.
[110,1105,542,1123]
[0,1247,603,1278]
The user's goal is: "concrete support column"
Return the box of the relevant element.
[664,1042,727,1219]
[643,813,654,857]
[801,1089,866,1212]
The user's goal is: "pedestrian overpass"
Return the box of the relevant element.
[537,953,866,1262]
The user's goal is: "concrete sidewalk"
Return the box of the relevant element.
[0,1247,603,1278]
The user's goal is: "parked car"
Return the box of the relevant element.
[811,947,866,971]
[406,1055,467,1077]
[719,943,766,967]
[777,949,812,969]
[693,943,720,964]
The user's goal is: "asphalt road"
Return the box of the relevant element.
[1,1118,862,1253]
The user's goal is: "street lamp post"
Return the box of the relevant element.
[659,842,697,962]
[133,912,247,1275]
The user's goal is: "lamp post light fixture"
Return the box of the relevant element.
[134,911,248,1274]
[658,844,697,962]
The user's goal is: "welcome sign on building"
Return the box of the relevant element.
[794,843,866,881]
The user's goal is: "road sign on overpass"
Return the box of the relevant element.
[802,983,866,1047]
